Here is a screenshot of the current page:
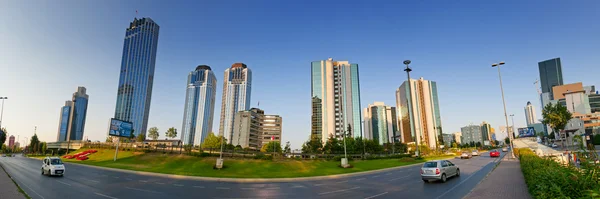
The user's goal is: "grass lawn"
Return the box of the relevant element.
[62,149,455,178]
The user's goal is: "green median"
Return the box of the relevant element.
[61,149,455,178]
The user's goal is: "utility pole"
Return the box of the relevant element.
[403,60,419,157]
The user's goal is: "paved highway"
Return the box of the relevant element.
[0,152,504,199]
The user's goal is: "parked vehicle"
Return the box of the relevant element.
[502,148,508,152]
[460,152,472,159]
[551,143,558,148]
[41,157,65,176]
[421,160,460,183]
[472,150,479,156]
[490,150,500,157]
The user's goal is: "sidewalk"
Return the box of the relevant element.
[464,155,532,199]
[0,163,26,199]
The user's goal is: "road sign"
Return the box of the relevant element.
[108,118,133,138]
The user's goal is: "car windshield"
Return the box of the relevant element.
[50,159,63,165]
[423,162,438,168]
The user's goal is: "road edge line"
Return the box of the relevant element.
[0,161,33,199]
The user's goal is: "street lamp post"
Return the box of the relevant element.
[404,60,419,157]
[492,62,516,159]
[0,97,7,129]
[509,114,515,139]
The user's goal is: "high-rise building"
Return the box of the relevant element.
[56,87,89,142]
[441,134,454,147]
[396,77,443,149]
[231,108,282,149]
[538,58,564,98]
[453,132,462,144]
[524,101,537,126]
[363,102,399,144]
[481,122,492,146]
[181,65,217,146]
[113,17,160,137]
[460,125,482,145]
[311,58,362,143]
[219,63,252,143]
[8,135,15,148]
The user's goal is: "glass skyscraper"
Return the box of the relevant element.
[113,17,160,137]
[396,77,443,149]
[538,58,564,98]
[219,63,252,143]
[363,102,398,145]
[311,58,362,143]
[56,87,88,141]
[181,65,217,146]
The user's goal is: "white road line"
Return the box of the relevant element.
[57,180,72,186]
[364,192,388,199]
[388,175,410,181]
[139,180,148,183]
[435,164,488,199]
[173,184,184,187]
[356,178,366,181]
[113,176,119,179]
[87,179,100,183]
[17,180,45,199]
[94,192,119,199]
[371,175,381,178]
[266,187,280,190]
[155,182,165,185]
[314,183,326,186]
[241,187,256,190]
[335,180,349,184]
[126,178,133,180]
[193,186,205,188]
[216,187,231,190]
[125,187,162,194]
[291,185,305,188]
[318,186,360,195]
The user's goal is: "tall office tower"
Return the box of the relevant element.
[56,87,89,142]
[113,17,160,137]
[538,58,564,99]
[481,122,492,146]
[524,101,537,126]
[311,58,362,143]
[8,135,14,148]
[396,77,443,149]
[453,132,462,144]
[181,65,217,146]
[460,125,482,145]
[57,101,74,141]
[442,134,454,147]
[363,102,399,144]
[219,63,252,143]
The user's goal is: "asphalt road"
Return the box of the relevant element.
[0,152,504,199]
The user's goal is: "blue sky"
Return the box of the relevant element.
[1,1,598,149]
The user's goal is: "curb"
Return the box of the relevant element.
[62,156,457,183]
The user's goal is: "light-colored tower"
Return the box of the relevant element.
[219,63,252,143]
[311,58,362,143]
[181,65,217,146]
[363,102,398,144]
[524,101,537,126]
[396,77,443,149]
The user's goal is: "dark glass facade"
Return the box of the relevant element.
[114,18,160,137]
[71,87,89,140]
[538,58,564,97]
[57,104,71,142]
[181,65,217,146]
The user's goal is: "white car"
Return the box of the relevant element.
[551,143,558,148]
[471,150,479,156]
[41,157,65,176]
[502,148,508,152]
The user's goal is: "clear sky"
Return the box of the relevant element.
[1,0,598,149]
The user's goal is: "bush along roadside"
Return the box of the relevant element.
[519,148,599,198]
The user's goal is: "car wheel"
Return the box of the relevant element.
[456,169,460,177]
[41,169,44,175]
[441,174,447,183]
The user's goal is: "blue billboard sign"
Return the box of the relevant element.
[518,127,535,137]
[108,118,133,138]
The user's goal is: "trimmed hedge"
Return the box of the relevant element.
[519,148,599,198]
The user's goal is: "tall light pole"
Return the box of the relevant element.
[492,62,516,159]
[509,114,515,139]
[404,60,419,157]
[0,97,7,129]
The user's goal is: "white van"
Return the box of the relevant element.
[42,157,65,176]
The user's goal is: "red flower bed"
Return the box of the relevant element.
[76,156,89,160]
[63,155,74,159]
[69,149,97,161]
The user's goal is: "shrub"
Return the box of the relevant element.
[519,148,599,198]
[253,153,273,160]
[333,156,353,161]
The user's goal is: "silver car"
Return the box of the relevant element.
[421,160,460,183]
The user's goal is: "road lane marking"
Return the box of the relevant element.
[388,175,411,181]
[335,180,349,184]
[173,184,184,187]
[364,192,388,199]
[266,187,280,190]
[139,180,148,183]
[314,183,326,186]
[17,180,45,199]
[155,182,165,185]
[113,176,119,179]
[318,186,360,195]
[371,175,381,178]
[216,187,231,190]
[356,178,366,181]
[434,163,490,199]
[57,180,72,186]
[87,179,100,183]
[95,192,118,199]
[126,187,162,194]
[241,187,256,190]
[385,172,392,175]
[193,186,205,188]
[291,185,305,188]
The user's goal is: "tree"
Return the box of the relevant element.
[542,102,572,142]
[166,127,177,139]
[30,134,40,154]
[136,133,146,142]
[106,136,113,143]
[148,127,160,140]
[301,136,323,154]
[201,132,225,153]
[261,141,282,153]
[475,142,481,148]
[469,141,475,147]
[323,136,343,154]
[0,128,6,148]
[504,137,510,145]
[494,140,500,146]
[41,142,47,155]
[283,141,291,154]
[451,142,458,149]
[1,144,6,153]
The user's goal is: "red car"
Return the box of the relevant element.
[490,150,500,157]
